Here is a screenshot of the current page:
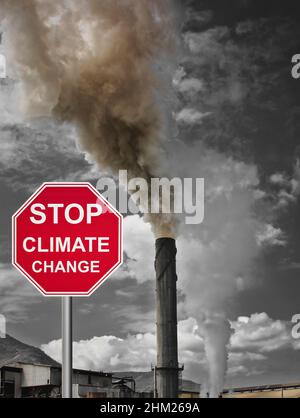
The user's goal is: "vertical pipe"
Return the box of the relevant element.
[155,238,179,398]
[153,366,157,398]
[62,296,72,398]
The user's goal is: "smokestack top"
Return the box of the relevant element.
[155,237,176,243]
[155,237,177,257]
[155,237,177,277]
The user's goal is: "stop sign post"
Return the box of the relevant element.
[12,182,123,397]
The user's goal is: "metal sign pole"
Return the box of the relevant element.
[62,296,72,398]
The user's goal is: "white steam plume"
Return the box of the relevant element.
[198,313,232,398]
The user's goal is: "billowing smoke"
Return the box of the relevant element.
[198,313,232,398]
[0,0,178,236]
[1,0,239,396]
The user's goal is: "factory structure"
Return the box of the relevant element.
[223,383,300,398]
[2,359,300,398]
[0,361,146,398]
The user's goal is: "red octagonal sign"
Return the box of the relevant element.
[12,183,123,296]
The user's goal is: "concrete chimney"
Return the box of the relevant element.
[155,237,179,398]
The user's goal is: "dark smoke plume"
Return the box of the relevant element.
[1,0,178,236]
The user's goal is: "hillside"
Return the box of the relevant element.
[115,370,200,393]
[0,334,60,367]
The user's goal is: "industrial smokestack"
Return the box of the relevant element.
[155,237,179,398]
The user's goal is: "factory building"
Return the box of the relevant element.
[0,361,140,398]
[3,357,299,398]
[223,382,300,398]
[0,365,22,398]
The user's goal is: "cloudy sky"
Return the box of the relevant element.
[1,0,300,389]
